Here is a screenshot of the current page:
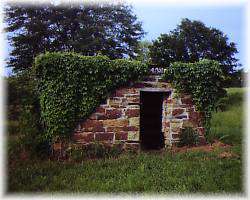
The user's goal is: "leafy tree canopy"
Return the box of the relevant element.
[5,2,145,73]
[149,18,239,75]
[135,40,152,64]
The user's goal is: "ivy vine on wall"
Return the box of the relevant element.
[33,52,149,142]
[163,59,226,136]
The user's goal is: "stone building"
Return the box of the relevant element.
[72,72,205,150]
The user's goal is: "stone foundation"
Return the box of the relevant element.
[72,75,205,149]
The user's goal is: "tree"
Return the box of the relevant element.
[149,18,239,75]
[5,2,145,73]
[135,40,152,63]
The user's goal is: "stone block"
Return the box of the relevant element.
[182,120,194,128]
[126,96,140,104]
[172,108,185,116]
[72,132,94,143]
[156,82,171,88]
[103,119,129,127]
[115,132,128,141]
[105,109,122,119]
[129,117,139,126]
[125,108,140,117]
[108,98,122,107]
[106,126,139,132]
[115,89,127,97]
[89,113,106,120]
[132,82,153,88]
[170,121,182,132]
[162,121,170,127]
[127,131,140,141]
[166,98,173,104]
[164,139,171,146]
[163,129,170,138]
[81,119,103,130]
[172,133,179,139]
[95,132,114,141]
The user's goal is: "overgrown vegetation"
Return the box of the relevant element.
[163,59,226,136]
[178,127,199,147]
[33,52,148,143]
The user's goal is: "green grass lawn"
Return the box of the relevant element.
[7,87,245,194]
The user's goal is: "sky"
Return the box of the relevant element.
[131,3,246,71]
[3,2,246,75]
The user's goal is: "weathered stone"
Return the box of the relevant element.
[126,96,140,104]
[163,129,170,137]
[89,113,106,120]
[156,82,171,88]
[163,121,170,127]
[172,99,182,107]
[164,139,171,146]
[172,108,185,116]
[81,119,103,130]
[182,120,194,128]
[132,82,153,88]
[172,133,179,139]
[73,132,94,143]
[92,126,105,132]
[106,126,139,132]
[115,132,128,140]
[114,89,126,97]
[129,117,139,126]
[125,108,140,117]
[72,74,205,148]
[108,98,122,107]
[95,132,114,141]
[127,131,140,141]
[171,121,182,132]
[103,119,129,127]
[166,98,173,103]
[105,109,122,119]
[170,119,182,123]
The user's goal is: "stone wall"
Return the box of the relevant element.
[72,75,205,149]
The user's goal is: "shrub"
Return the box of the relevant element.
[178,127,199,147]
[163,59,226,136]
[18,105,50,158]
[33,52,148,143]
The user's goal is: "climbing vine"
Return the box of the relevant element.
[163,59,226,135]
[33,52,148,141]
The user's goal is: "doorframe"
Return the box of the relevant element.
[139,90,171,150]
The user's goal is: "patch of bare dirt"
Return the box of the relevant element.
[217,151,239,159]
[171,140,232,154]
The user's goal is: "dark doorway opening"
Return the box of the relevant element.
[140,91,165,150]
